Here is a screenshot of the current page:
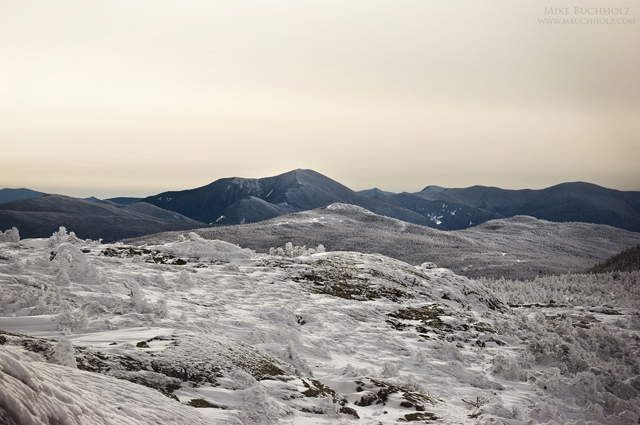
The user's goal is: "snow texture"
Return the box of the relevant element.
[0,226,639,424]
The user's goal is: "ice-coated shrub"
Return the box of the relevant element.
[49,243,106,285]
[50,338,77,368]
[28,285,62,316]
[481,270,640,309]
[269,242,326,258]
[240,385,293,421]
[123,279,147,312]
[53,302,89,333]
[115,279,168,318]
[151,273,173,291]
[45,226,101,247]
[154,299,169,318]
[82,300,109,317]
[379,361,399,378]
[488,300,640,421]
[398,373,427,393]
[491,353,529,382]
[285,242,294,257]
[0,255,25,275]
[228,369,258,390]
[222,263,240,272]
[0,227,20,243]
[47,226,81,248]
[429,340,469,363]
[153,236,254,262]
[55,268,70,285]
[284,340,313,377]
[175,270,193,290]
[341,363,358,377]
[269,247,284,256]
[316,396,340,417]
[533,370,602,408]
[0,283,63,316]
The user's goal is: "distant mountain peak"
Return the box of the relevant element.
[0,188,47,204]
[357,188,396,198]
[419,185,446,193]
[139,169,438,228]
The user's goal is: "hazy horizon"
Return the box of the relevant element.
[2,1,639,198]
[2,168,638,200]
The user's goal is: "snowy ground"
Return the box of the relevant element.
[1,227,639,424]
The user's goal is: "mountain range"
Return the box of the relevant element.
[401,181,640,231]
[1,169,639,244]
[138,169,640,232]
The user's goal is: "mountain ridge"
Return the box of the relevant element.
[0,188,46,204]
[124,204,640,280]
[0,195,206,242]
[140,170,640,231]
[414,181,640,231]
[4,171,640,233]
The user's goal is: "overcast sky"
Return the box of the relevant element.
[1,0,639,198]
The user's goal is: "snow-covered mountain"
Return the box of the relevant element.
[5,173,640,237]
[140,172,640,232]
[413,182,640,232]
[125,204,640,280]
[359,191,504,230]
[139,169,442,228]
[1,227,638,424]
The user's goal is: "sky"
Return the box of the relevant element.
[1,0,639,198]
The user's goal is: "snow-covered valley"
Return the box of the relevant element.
[1,227,639,424]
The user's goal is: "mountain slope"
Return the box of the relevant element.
[364,191,505,229]
[140,169,440,228]
[0,195,206,242]
[215,196,297,224]
[125,204,640,280]
[419,182,640,231]
[0,188,46,204]
[586,244,640,273]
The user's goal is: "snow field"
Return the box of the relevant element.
[0,227,639,424]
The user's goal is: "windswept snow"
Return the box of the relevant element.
[0,227,639,424]
[0,345,211,425]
